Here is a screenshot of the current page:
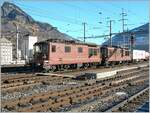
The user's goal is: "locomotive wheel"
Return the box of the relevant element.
[62,64,69,70]
[83,63,89,69]
[50,66,56,72]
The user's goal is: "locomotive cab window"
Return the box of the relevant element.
[65,46,71,53]
[52,45,56,52]
[78,47,83,53]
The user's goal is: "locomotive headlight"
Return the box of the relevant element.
[37,63,41,66]
[44,60,48,63]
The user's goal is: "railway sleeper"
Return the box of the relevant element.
[2,99,20,108]
[50,99,71,112]
[2,77,137,111]
[2,82,24,88]
[18,100,53,112]
[2,83,124,109]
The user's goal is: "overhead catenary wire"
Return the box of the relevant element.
[108,2,148,25]
[8,1,148,43]
[11,1,107,39]
[13,1,99,28]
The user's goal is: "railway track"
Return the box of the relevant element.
[1,66,149,112]
[1,65,148,94]
[69,79,149,112]
[106,87,149,112]
[54,61,148,75]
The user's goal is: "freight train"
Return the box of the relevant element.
[33,39,149,71]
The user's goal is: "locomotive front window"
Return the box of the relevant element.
[34,43,48,54]
[52,45,56,52]
[65,46,71,53]
[34,45,42,53]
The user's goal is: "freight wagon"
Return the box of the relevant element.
[133,50,146,62]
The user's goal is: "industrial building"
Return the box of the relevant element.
[0,38,13,65]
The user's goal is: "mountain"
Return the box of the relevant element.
[103,23,149,51]
[1,2,80,41]
[1,2,81,58]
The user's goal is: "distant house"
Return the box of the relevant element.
[0,38,13,65]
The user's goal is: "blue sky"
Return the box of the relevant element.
[1,0,149,44]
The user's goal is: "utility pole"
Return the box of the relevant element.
[15,24,19,64]
[13,22,19,64]
[119,8,128,48]
[109,20,112,46]
[16,25,19,64]
[107,19,115,47]
[82,22,87,42]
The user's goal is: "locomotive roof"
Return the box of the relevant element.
[34,39,98,47]
[101,45,129,50]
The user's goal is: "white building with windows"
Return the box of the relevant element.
[0,38,13,65]
[21,36,37,62]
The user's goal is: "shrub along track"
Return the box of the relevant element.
[1,66,149,112]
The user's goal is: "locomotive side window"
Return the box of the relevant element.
[94,49,97,55]
[125,51,129,56]
[65,46,71,53]
[78,47,83,53]
[89,48,93,57]
[52,45,56,52]
[88,48,97,56]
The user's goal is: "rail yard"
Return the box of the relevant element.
[1,1,149,113]
[1,62,149,112]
